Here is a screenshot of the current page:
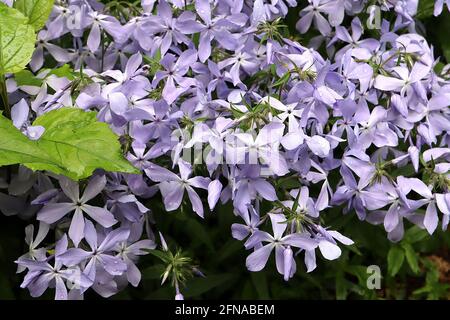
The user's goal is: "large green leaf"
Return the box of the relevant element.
[387,246,405,277]
[14,69,43,87]
[401,243,420,274]
[416,0,435,19]
[0,108,139,180]
[0,3,35,75]
[183,274,235,298]
[404,226,428,244]
[14,0,55,31]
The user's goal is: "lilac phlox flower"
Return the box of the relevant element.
[339,50,373,95]
[331,18,380,60]
[107,192,149,223]
[288,186,319,218]
[87,12,129,52]
[16,222,50,273]
[30,31,74,72]
[142,0,191,55]
[434,0,450,16]
[37,176,117,247]
[126,141,159,170]
[354,106,398,150]
[145,160,211,217]
[176,0,241,62]
[102,53,150,95]
[206,178,223,211]
[234,122,289,176]
[365,177,415,241]
[305,160,332,211]
[102,91,153,128]
[58,220,129,283]
[260,96,301,132]
[185,117,235,171]
[245,213,317,281]
[218,46,260,86]
[231,205,262,242]
[374,62,430,98]
[130,100,183,144]
[332,164,383,220]
[294,62,343,109]
[304,226,354,272]
[296,0,333,35]
[152,49,198,104]
[232,165,278,215]
[115,223,156,287]
[415,94,450,144]
[282,128,331,158]
[398,167,450,235]
[17,235,93,300]
[11,99,45,140]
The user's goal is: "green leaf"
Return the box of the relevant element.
[47,64,75,80]
[335,271,348,300]
[14,69,43,87]
[144,49,162,76]
[0,3,36,75]
[216,240,242,263]
[401,243,420,274]
[146,249,171,263]
[14,0,55,31]
[435,11,450,63]
[251,272,270,299]
[416,0,436,19]
[387,246,405,277]
[185,219,215,252]
[404,226,428,243]
[183,274,235,298]
[15,65,75,88]
[141,264,166,280]
[271,72,290,87]
[0,108,139,180]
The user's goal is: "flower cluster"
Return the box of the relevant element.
[0,0,449,300]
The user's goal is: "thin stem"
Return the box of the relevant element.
[0,73,10,118]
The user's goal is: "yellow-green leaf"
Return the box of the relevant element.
[0,108,140,180]
[0,3,36,75]
[14,0,55,31]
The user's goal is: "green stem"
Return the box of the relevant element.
[0,74,10,118]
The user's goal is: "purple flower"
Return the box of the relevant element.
[87,12,129,52]
[145,160,210,217]
[374,63,430,98]
[6,0,450,300]
[17,235,93,300]
[141,0,191,55]
[114,223,156,287]
[176,0,240,62]
[234,122,289,175]
[37,176,117,246]
[11,99,45,140]
[296,0,332,35]
[304,226,354,272]
[152,50,198,104]
[434,0,450,16]
[245,213,317,279]
[16,222,50,273]
[231,205,261,241]
[58,220,129,282]
[232,165,278,215]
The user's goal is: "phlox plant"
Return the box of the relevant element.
[0,0,448,300]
